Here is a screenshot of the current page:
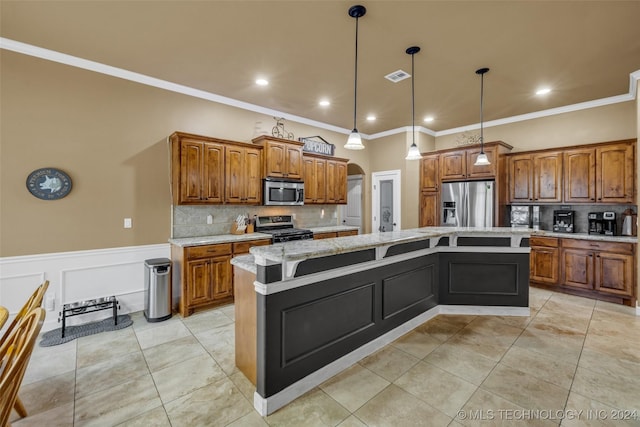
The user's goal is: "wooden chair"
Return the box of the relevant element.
[0,307,45,427]
[0,280,49,421]
[0,307,8,330]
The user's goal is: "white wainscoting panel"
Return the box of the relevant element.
[0,244,170,332]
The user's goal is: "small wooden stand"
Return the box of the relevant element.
[230,223,246,235]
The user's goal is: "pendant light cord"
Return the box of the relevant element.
[411,52,415,146]
[480,71,484,150]
[353,15,359,131]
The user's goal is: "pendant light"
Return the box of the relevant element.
[474,67,491,166]
[344,5,366,150]
[405,46,422,160]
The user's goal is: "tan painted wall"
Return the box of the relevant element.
[435,101,636,152]
[0,51,365,256]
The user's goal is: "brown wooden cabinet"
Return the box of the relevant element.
[439,145,497,181]
[303,155,327,204]
[420,154,439,192]
[419,192,439,227]
[508,151,562,203]
[563,148,596,203]
[172,238,271,317]
[303,154,348,205]
[529,236,559,285]
[225,146,262,204]
[171,134,225,204]
[330,160,348,204]
[252,136,303,180]
[313,230,358,239]
[560,239,635,298]
[596,142,635,203]
[170,131,263,205]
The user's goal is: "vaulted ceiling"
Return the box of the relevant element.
[2,1,639,136]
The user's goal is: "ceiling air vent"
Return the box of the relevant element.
[385,69,411,83]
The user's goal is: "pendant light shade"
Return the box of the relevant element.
[405,46,422,160]
[474,67,491,166]
[344,5,366,150]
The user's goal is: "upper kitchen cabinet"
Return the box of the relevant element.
[596,141,635,203]
[327,158,348,204]
[439,142,508,181]
[564,141,635,204]
[303,153,348,204]
[252,136,304,180]
[171,132,225,205]
[420,154,439,192]
[225,145,262,204]
[170,131,263,205]
[508,151,562,203]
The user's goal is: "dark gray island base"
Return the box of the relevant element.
[231,227,531,416]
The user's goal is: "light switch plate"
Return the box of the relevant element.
[124,218,132,228]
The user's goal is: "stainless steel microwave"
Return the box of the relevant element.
[263,178,304,206]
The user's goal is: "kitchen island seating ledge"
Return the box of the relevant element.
[231,226,534,416]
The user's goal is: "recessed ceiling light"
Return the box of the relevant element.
[255,78,269,86]
[366,115,376,121]
[424,116,434,123]
[536,87,551,95]
[319,99,330,107]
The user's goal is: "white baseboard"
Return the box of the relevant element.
[0,244,170,332]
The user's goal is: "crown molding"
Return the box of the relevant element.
[2,37,638,141]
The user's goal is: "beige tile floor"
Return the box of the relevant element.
[10,287,640,427]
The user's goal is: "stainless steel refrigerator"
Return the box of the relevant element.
[441,181,494,227]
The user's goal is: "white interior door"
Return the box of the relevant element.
[339,175,363,233]
[372,170,401,232]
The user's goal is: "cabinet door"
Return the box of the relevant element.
[211,255,233,300]
[596,143,635,203]
[315,159,327,203]
[203,143,224,202]
[533,152,562,202]
[508,154,533,203]
[564,148,595,203]
[326,160,337,203]
[419,192,439,227]
[285,144,303,179]
[420,155,439,192]
[244,147,262,204]
[530,246,559,284]
[466,146,497,179]
[264,142,286,178]
[337,230,358,237]
[313,232,336,240]
[225,146,245,203]
[440,151,467,181]
[561,249,594,290]
[303,157,317,203]
[335,161,347,204]
[186,259,212,306]
[595,252,634,297]
[180,141,205,203]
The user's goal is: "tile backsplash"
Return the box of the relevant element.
[172,205,339,238]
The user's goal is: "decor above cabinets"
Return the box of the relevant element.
[170,132,263,205]
[252,135,303,180]
[507,139,636,205]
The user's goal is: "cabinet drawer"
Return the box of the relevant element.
[561,239,634,254]
[530,236,559,248]
[337,230,358,237]
[232,239,271,254]
[186,243,232,260]
[314,232,336,240]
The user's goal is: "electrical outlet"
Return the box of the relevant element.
[207,215,213,224]
[124,218,132,228]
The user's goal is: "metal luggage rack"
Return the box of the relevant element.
[58,296,120,338]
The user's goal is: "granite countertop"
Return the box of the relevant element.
[532,230,637,244]
[249,227,531,263]
[230,254,257,274]
[169,232,272,247]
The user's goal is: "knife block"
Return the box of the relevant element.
[230,223,246,235]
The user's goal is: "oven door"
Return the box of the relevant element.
[264,180,304,206]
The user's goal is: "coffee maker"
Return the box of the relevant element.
[588,212,604,234]
[602,211,616,236]
[553,210,574,233]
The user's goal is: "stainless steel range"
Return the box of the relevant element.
[254,215,313,243]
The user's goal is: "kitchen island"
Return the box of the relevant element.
[231,227,532,415]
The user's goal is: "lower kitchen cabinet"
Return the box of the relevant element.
[172,238,271,317]
[529,237,559,284]
[313,229,358,240]
[419,191,439,227]
[531,236,636,306]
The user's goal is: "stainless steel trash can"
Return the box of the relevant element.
[144,258,172,322]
